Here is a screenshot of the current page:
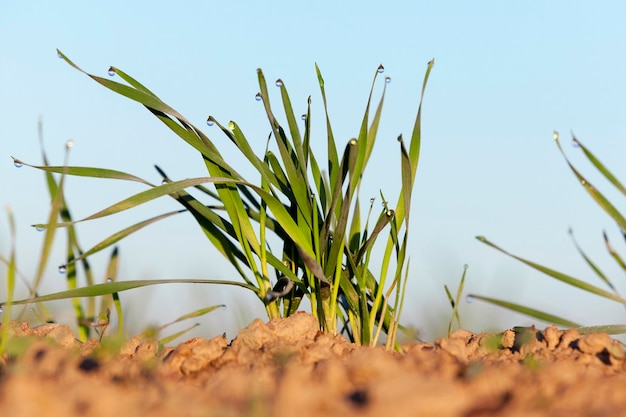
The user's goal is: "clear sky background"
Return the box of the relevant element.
[1,1,625,341]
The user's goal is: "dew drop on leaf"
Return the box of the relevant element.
[35,226,45,232]
[255,92,262,101]
[206,117,215,127]
[377,64,384,74]
[58,265,67,274]
[228,121,235,130]
[385,76,391,84]
[301,114,307,121]
[275,79,283,87]
[66,140,74,149]
[553,131,559,141]
[107,66,116,77]
[465,295,474,304]
[571,138,580,148]
[13,160,23,168]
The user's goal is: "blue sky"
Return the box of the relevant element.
[2,1,626,340]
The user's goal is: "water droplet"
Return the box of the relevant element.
[228,121,235,130]
[377,64,385,74]
[385,76,391,84]
[553,131,559,141]
[476,235,486,242]
[349,138,357,146]
[275,79,283,87]
[56,50,63,59]
[206,117,215,127]
[255,92,262,101]
[386,209,394,217]
[571,138,580,148]
[107,66,116,76]
[106,278,113,283]
[35,226,45,232]
[66,140,74,149]
[463,264,469,270]
[465,295,474,304]
[580,179,587,185]
[301,114,307,121]
[13,159,23,168]
[58,265,67,274]
[369,197,375,204]
[0,306,3,314]
[220,305,227,311]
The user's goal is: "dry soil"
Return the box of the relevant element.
[1,312,626,416]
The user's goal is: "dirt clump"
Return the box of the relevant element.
[0,311,625,416]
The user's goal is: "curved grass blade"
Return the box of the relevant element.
[468,294,581,327]
[476,235,626,305]
[64,210,184,267]
[568,228,616,291]
[314,63,339,200]
[103,247,123,335]
[9,159,154,186]
[572,135,626,197]
[152,304,225,344]
[2,279,259,307]
[554,132,626,231]
[0,206,17,354]
[447,264,468,336]
[33,177,226,229]
[158,323,200,346]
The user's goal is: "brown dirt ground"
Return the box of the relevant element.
[1,312,626,417]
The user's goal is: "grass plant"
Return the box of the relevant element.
[471,132,626,333]
[4,51,434,349]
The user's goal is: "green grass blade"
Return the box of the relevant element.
[2,279,259,306]
[468,294,582,327]
[568,228,616,291]
[572,135,626,197]
[154,304,226,345]
[398,135,413,228]
[0,206,17,354]
[99,247,120,322]
[158,323,200,346]
[603,231,626,272]
[276,80,305,169]
[476,235,626,305]
[107,66,158,96]
[10,159,154,186]
[554,133,626,231]
[33,177,227,229]
[64,210,184,267]
[257,69,312,227]
[447,264,468,336]
[314,63,339,201]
